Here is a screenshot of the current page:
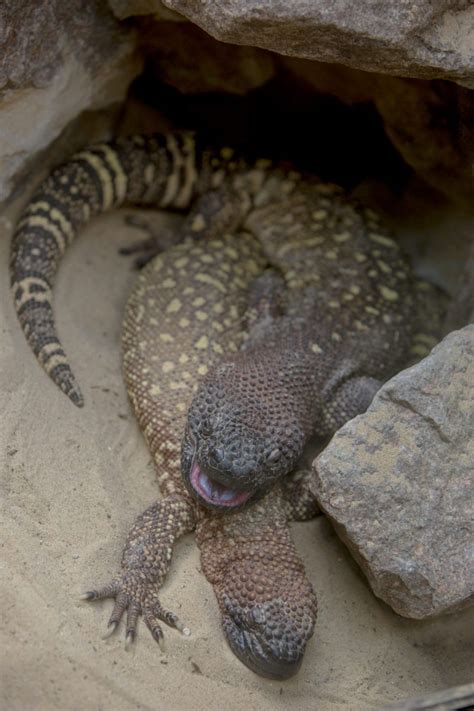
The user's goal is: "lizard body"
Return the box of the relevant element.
[182,181,429,508]
[121,233,318,676]
[10,132,442,677]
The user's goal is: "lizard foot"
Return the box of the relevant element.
[81,578,190,648]
[119,215,169,269]
[81,497,195,648]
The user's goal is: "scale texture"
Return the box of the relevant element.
[10,132,442,677]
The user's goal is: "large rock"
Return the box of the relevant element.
[162,1,474,88]
[0,0,142,202]
[107,2,473,205]
[312,326,474,619]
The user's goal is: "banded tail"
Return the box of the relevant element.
[10,132,201,406]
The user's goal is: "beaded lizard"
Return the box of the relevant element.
[10,132,442,677]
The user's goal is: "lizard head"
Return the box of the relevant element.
[193,460,318,679]
[181,359,306,510]
[197,488,317,679]
[221,593,316,679]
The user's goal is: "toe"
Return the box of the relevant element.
[143,608,165,649]
[81,581,120,601]
[125,602,140,646]
[152,602,190,635]
[108,591,129,627]
[102,621,119,640]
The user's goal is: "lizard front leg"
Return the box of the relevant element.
[281,467,321,522]
[83,493,196,645]
[319,373,383,435]
[120,184,252,269]
[83,228,268,647]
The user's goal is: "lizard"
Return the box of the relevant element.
[9,131,443,677]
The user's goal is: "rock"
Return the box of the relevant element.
[113,3,472,205]
[162,0,474,89]
[373,79,473,208]
[312,326,474,619]
[135,20,275,95]
[109,0,183,21]
[445,242,474,329]
[0,0,142,202]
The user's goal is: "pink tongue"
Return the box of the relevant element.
[190,462,252,507]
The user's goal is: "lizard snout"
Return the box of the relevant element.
[221,595,316,680]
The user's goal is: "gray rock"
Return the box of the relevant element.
[162,0,474,88]
[312,326,474,619]
[110,1,473,206]
[109,0,183,21]
[136,20,275,95]
[445,242,474,330]
[0,0,142,202]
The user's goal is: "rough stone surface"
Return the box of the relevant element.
[109,0,183,21]
[111,2,472,205]
[162,0,474,88]
[445,242,474,330]
[312,326,474,619]
[138,20,275,94]
[0,0,142,201]
[373,80,473,208]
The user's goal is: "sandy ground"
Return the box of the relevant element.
[1,203,473,711]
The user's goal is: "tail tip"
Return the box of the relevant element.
[56,370,85,408]
[69,390,85,408]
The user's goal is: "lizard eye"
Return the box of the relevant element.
[267,448,281,464]
[199,419,212,438]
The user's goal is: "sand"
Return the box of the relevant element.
[1,202,473,711]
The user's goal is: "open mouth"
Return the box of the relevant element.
[190,460,253,508]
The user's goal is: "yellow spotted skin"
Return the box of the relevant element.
[122,233,266,496]
[248,182,412,350]
[107,182,442,678]
[243,181,420,439]
[10,132,246,406]
[121,233,319,678]
[182,180,445,505]
[10,132,445,678]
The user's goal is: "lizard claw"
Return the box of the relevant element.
[124,629,136,650]
[80,581,120,601]
[82,576,190,648]
[102,620,119,640]
[82,497,195,650]
[143,601,190,649]
[145,618,165,651]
